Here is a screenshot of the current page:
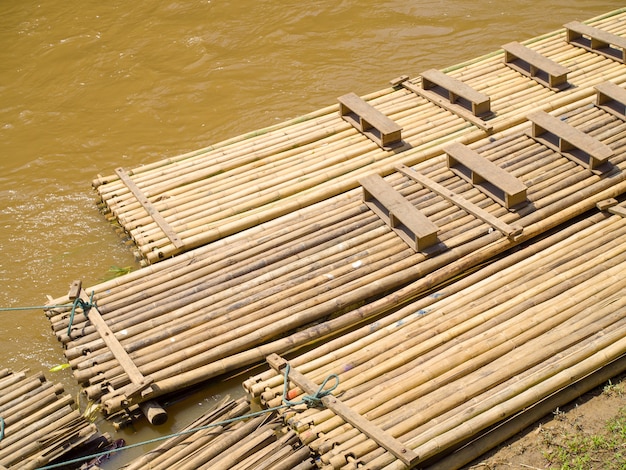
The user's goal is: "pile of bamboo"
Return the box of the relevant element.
[93,10,626,264]
[122,396,315,470]
[245,205,626,469]
[45,96,626,417]
[0,368,108,470]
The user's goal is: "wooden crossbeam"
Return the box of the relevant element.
[396,163,523,238]
[115,168,184,250]
[267,353,420,467]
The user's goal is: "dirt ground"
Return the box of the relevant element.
[464,373,626,470]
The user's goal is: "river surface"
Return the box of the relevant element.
[0,1,622,467]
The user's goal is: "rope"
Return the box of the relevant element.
[0,417,4,442]
[66,291,97,337]
[35,364,340,470]
[0,304,72,312]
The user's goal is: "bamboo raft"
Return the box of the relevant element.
[45,83,626,425]
[0,368,110,469]
[93,9,626,264]
[121,396,315,470]
[244,201,626,469]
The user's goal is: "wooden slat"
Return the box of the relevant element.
[115,168,184,250]
[565,21,626,63]
[359,173,439,252]
[396,163,523,238]
[526,110,614,170]
[338,92,402,148]
[444,142,527,209]
[267,353,420,467]
[502,41,569,91]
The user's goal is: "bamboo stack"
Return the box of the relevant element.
[0,368,109,470]
[44,95,626,418]
[121,396,315,470]
[247,205,626,469]
[93,9,626,264]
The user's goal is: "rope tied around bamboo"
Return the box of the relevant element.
[282,363,340,409]
[66,290,98,338]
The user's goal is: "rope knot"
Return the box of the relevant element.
[281,364,340,408]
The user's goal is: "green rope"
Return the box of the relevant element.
[0,304,72,312]
[66,291,97,337]
[0,417,4,442]
[35,364,340,469]
[281,363,340,408]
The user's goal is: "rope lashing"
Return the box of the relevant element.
[281,362,340,407]
[0,416,4,442]
[66,290,98,337]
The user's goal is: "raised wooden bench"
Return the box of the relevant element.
[502,41,569,91]
[565,21,626,63]
[526,110,614,171]
[338,92,402,149]
[420,69,491,116]
[359,173,439,252]
[444,142,527,209]
[595,81,626,120]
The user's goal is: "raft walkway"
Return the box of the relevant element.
[41,8,626,469]
[93,10,626,264]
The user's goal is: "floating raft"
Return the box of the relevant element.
[245,200,626,469]
[0,368,109,470]
[121,396,315,470]
[45,85,626,422]
[93,9,626,264]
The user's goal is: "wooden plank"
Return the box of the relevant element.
[595,81,626,120]
[526,110,614,170]
[338,92,402,148]
[359,173,439,252]
[396,163,523,238]
[69,281,154,399]
[444,142,527,209]
[401,80,492,132]
[266,353,420,467]
[565,21,626,63]
[420,69,491,116]
[115,168,184,249]
[502,41,569,91]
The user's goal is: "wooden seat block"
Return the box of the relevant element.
[359,173,438,251]
[444,142,527,209]
[502,41,569,91]
[338,92,402,148]
[527,110,614,170]
[420,69,491,116]
[595,81,626,120]
[565,21,626,63]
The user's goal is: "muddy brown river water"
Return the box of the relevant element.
[0,1,623,466]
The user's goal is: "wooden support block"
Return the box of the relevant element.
[266,353,420,467]
[444,142,527,209]
[338,92,402,149]
[596,198,618,211]
[401,73,492,132]
[115,168,184,250]
[359,173,439,252]
[526,110,614,171]
[565,21,626,63]
[502,41,569,91]
[396,163,523,238]
[420,69,491,116]
[595,81,626,120]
